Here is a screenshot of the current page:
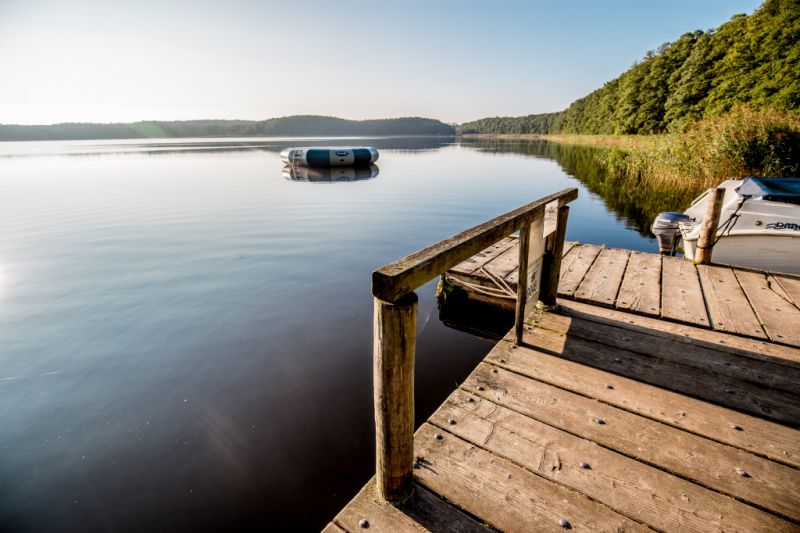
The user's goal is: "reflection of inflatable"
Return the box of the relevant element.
[282,165,379,182]
[280,146,379,167]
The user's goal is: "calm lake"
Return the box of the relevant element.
[0,137,655,532]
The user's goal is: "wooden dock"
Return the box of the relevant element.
[325,190,800,532]
[445,238,800,348]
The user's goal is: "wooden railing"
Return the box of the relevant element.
[371,188,578,501]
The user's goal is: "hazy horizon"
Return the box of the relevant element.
[1,0,761,125]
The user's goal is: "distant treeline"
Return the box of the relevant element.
[0,116,455,141]
[459,0,799,135]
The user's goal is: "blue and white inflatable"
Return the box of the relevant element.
[280,146,379,167]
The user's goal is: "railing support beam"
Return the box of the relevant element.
[540,206,570,306]
[373,292,417,502]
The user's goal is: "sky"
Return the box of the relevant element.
[0,0,763,125]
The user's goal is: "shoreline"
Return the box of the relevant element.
[458,132,653,149]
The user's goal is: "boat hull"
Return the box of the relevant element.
[683,233,800,274]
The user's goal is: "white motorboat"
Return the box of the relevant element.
[652,177,800,274]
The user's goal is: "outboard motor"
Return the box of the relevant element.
[651,212,691,255]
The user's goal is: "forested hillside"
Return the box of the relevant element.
[459,0,799,135]
[0,116,455,141]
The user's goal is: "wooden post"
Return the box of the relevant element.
[374,292,417,502]
[540,206,570,306]
[696,187,725,265]
[514,222,532,345]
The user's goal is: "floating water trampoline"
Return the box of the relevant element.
[280,146,379,167]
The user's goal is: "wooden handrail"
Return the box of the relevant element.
[372,188,578,303]
[372,188,577,502]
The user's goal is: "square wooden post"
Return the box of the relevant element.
[373,292,417,502]
[514,222,532,345]
[540,206,570,306]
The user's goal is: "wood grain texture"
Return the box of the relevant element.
[696,187,725,264]
[615,251,661,316]
[540,206,569,306]
[462,364,800,520]
[557,299,800,366]
[697,265,767,338]
[333,478,486,533]
[661,256,710,327]
[413,423,648,533]
[429,391,794,532]
[520,318,800,425]
[485,242,525,279]
[558,244,601,297]
[531,309,800,394]
[736,269,800,347]
[373,188,577,301]
[773,273,800,307]
[486,338,800,468]
[374,294,417,501]
[322,522,347,533]
[449,236,517,275]
[506,238,575,286]
[574,247,630,307]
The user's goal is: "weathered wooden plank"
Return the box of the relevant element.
[486,338,800,468]
[615,251,661,316]
[773,273,800,307]
[561,240,576,258]
[450,237,517,275]
[464,239,573,289]
[557,244,601,297]
[413,423,648,533]
[519,319,800,425]
[661,256,709,327]
[697,265,767,339]
[736,269,800,347]
[322,522,347,533]
[373,188,578,302]
[574,247,630,307]
[333,478,486,533]
[429,391,794,532]
[557,299,800,366]
[483,243,524,280]
[530,310,800,394]
[463,363,800,521]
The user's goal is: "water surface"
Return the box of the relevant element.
[0,137,654,532]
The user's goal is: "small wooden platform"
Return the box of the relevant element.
[444,238,800,348]
[328,299,800,532]
[328,230,800,532]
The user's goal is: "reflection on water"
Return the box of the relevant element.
[282,164,380,182]
[460,138,686,236]
[0,136,660,532]
[0,136,454,158]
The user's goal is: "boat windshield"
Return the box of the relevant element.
[736,177,800,203]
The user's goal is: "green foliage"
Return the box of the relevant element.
[0,116,455,141]
[459,0,800,136]
[462,106,800,235]
[130,122,173,138]
[458,112,560,135]
[596,105,800,227]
